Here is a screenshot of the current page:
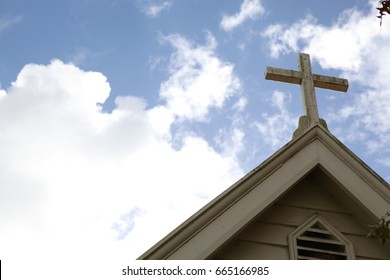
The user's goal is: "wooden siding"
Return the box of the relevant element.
[211,168,390,260]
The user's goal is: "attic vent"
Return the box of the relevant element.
[288,214,355,260]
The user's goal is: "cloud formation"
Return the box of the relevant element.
[255,90,297,148]
[145,1,172,17]
[160,32,241,121]
[0,33,243,278]
[262,10,378,71]
[0,15,22,32]
[220,0,265,31]
[136,0,172,18]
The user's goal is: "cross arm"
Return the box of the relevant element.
[265,66,301,85]
[265,67,349,92]
[312,74,348,92]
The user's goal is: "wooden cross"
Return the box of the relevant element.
[265,53,348,127]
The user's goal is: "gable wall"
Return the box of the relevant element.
[211,168,390,260]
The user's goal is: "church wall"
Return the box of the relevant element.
[211,170,390,260]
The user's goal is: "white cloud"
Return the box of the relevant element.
[220,0,265,31]
[254,91,297,148]
[0,88,6,99]
[262,9,379,71]
[233,96,248,112]
[262,5,390,165]
[262,15,320,59]
[0,56,243,278]
[215,127,245,159]
[160,32,241,121]
[69,47,90,65]
[0,15,22,32]
[142,1,172,18]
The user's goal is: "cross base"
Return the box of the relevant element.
[292,115,328,139]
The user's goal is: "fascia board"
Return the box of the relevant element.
[317,136,390,218]
[316,128,390,199]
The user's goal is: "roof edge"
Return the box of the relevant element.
[138,125,390,259]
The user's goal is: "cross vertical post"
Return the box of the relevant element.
[265,53,348,129]
[298,53,319,126]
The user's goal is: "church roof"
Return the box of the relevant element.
[139,124,390,259]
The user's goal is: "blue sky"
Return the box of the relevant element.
[1,0,389,278]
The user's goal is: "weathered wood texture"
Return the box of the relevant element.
[265,67,349,92]
[211,168,390,260]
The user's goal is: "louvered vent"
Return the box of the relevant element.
[288,214,355,260]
